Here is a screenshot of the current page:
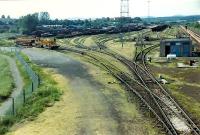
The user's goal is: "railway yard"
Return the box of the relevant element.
[0,0,199,134]
[0,24,200,135]
[54,26,200,135]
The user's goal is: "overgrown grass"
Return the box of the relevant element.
[149,55,200,124]
[106,40,136,60]
[0,39,14,47]
[167,83,200,121]
[16,60,31,89]
[0,53,62,135]
[84,36,96,47]
[0,55,14,99]
[0,33,18,39]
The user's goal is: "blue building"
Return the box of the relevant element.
[160,38,192,57]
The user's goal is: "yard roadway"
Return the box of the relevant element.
[8,48,154,135]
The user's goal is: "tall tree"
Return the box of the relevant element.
[1,15,5,19]
[18,13,39,34]
[39,12,50,24]
[84,19,91,28]
[132,17,142,23]
[7,15,10,19]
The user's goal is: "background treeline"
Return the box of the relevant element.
[189,22,200,29]
[17,12,143,34]
[0,11,200,34]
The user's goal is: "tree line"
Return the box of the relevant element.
[189,22,200,29]
[1,12,200,34]
[16,12,143,34]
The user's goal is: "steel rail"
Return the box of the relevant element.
[135,44,200,135]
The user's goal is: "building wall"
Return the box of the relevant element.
[160,39,192,57]
[160,41,166,57]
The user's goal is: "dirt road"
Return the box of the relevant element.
[8,48,157,135]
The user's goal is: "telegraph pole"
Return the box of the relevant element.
[147,0,151,23]
[120,0,129,17]
[120,0,129,48]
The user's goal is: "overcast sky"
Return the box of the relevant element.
[0,0,199,19]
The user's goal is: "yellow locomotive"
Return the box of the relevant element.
[15,37,60,49]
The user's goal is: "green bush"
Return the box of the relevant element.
[0,39,14,47]
[0,116,16,135]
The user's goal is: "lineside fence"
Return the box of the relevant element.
[0,47,40,117]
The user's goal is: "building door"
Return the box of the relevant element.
[165,46,170,56]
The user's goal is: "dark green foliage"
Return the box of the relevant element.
[39,12,50,25]
[18,13,39,34]
[1,15,5,19]
[0,116,16,135]
[189,22,200,29]
[50,17,143,28]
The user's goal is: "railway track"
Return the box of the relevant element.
[134,45,200,135]
[180,26,200,44]
[97,33,200,134]
[94,35,119,50]
[58,45,175,134]
[59,30,200,134]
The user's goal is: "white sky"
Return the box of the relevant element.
[0,0,199,19]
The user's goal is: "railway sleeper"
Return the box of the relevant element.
[134,98,168,134]
[144,79,154,83]
[123,82,175,135]
[63,46,180,135]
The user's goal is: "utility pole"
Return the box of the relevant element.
[120,0,129,17]
[120,0,129,48]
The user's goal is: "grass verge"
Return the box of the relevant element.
[0,55,14,100]
[0,39,14,47]
[167,82,200,121]
[0,53,62,135]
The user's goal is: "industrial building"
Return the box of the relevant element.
[160,38,192,57]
